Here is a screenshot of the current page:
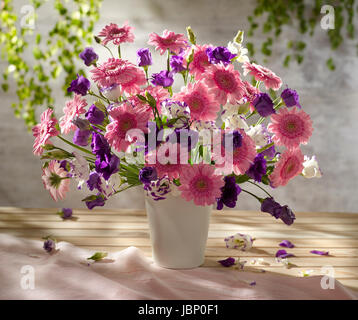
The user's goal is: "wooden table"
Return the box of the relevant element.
[1,207,357,292]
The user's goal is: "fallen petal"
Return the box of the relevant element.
[279,240,295,248]
[310,250,329,256]
[218,257,236,267]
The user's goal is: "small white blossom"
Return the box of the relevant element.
[302,156,322,179]
[71,151,90,190]
[246,125,270,147]
[228,41,249,64]
[221,105,249,130]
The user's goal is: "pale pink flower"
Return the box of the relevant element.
[97,22,135,45]
[268,107,313,150]
[59,94,87,134]
[213,129,257,175]
[32,109,59,156]
[174,81,220,121]
[128,85,169,115]
[42,160,70,201]
[188,45,212,79]
[204,63,245,105]
[243,62,282,91]
[178,164,224,206]
[270,148,304,187]
[148,30,187,55]
[105,102,151,152]
[91,58,146,94]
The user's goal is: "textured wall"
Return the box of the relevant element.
[0,0,357,212]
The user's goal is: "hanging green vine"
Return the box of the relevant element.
[247,0,356,71]
[0,0,102,130]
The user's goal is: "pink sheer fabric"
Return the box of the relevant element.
[0,234,356,300]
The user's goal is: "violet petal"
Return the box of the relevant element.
[279,240,295,248]
[275,249,295,258]
[218,257,236,267]
[310,250,329,256]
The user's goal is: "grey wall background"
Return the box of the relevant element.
[0,0,357,212]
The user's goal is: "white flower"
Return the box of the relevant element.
[246,125,270,147]
[224,233,254,251]
[70,151,90,189]
[221,105,249,130]
[302,155,322,179]
[100,83,122,101]
[228,41,249,64]
[161,100,190,129]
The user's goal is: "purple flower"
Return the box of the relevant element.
[87,172,102,191]
[223,130,242,151]
[139,167,158,184]
[67,74,90,96]
[170,55,185,73]
[91,132,110,157]
[73,128,91,146]
[43,239,55,253]
[261,198,296,225]
[59,160,70,172]
[144,176,171,201]
[95,152,120,180]
[279,240,295,248]
[79,47,98,66]
[261,144,276,160]
[275,249,294,259]
[279,205,296,226]
[253,93,275,117]
[310,250,329,256]
[246,153,267,182]
[137,48,152,67]
[85,194,106,210]
[85,104,105,125]
[281,88,301,108]
[218,257,236,267]
[206,46,236,65]
[217,176,241,210]
[60,208,73,219]
[72,118,90,131]
[151,70,174,87]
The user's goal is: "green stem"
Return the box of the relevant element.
[89,91,109,104]
[241,188,263,202]
[247,181,272,198]
[118,45,121,59]
[167,49,170,71]
[57,135,94,156]
[103,44,114,58]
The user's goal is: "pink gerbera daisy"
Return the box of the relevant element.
[147,143,189,180]
[59,94,87,134]
[178,164,224,206]
[213,129,256,175]
[32,109,59,156]
[97,22,135,45]
[128,85,169,115]
[91,58,146,94]
[174,81,220,121]
[243,81,260,112]
[105,102,151,152]
[42,160,70,201]
[187,44,212,79]
[204,63,245,105]
[148,30,187,55]
[268,107,313,150]
[243,62,282,91]
[270,148,304,187]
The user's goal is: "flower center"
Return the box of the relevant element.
[214,70,235,92]
[111,27,125,36]
[281,157,297,178]
[280,115,304,138]
[188,96,203,111]
[195,177,208,191]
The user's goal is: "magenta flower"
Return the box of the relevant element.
[42,160,70,201]
[59,94,87,134]
[243,62,282,91]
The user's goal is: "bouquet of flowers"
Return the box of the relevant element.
[32,22,321,225]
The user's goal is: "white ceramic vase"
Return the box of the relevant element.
[145,194,212,269]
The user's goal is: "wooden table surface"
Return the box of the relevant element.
[1,207,357,292]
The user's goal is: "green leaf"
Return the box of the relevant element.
[87,252,108,261]
[235,174,250,184]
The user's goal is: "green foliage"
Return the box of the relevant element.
[248,0,356,70]
[0,0,102,130]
